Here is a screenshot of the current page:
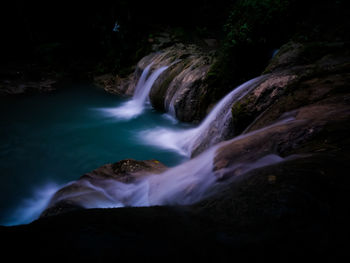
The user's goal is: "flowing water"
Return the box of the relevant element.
[0,66,289,227]
[45,118,300,213]
[140,75,267,156]
[41,74,299,217]
[99,63,169,120]
[0,83,188,226]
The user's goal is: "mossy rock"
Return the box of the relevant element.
[264,41,349,74]
[231,98,256,135]
[149,59,191,111]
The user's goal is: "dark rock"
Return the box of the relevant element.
[2,149,349,262]
[41,159,167,217]
[264,41,349,74]
[204,38,219,48]
[214,104,350,180]
[93,73,135,96]
[230,41,350,136]
[145,44,216,123]
[96,43,217,123]
[0,64,58,96]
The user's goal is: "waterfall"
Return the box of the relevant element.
[99,62,169,120]
[3,183,60,226]
[140,75,267,156]
[42,117,299,213]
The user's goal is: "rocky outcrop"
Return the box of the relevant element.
[229,41,350,136]
[213,104,349,179]
[42,159,167,217]
[95,43,216,123]
[94,73,136,96]
[146,44,215,122]
[189,42,349,156]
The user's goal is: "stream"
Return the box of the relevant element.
[0,83,189,225]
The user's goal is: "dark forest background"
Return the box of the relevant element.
[1,0,348,83]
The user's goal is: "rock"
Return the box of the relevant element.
[96,43,216,123]
[84,159,167,183]
[207,41,350,181]
[41,159,167,217]
[246,72,350,133]
[144,44,216,122]
[93,73,135,96]
[264,41,349,74]
[263,42,305,73]
[204,39,218,48]
[150,32,175,51]
[0,64,58,96]
[214,103,350,180]
[230,41,350,136]
[0,77,57,96]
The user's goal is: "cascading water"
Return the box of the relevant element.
[43,117,300,212]
[99,62,169,119]
[7,67,300,224]
[140,75,267,156]
[2,183,60,226]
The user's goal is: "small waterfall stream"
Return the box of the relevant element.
[44,117,299,211]
[140,75,267,156]
[41,74,299,214]
[100,63,169,119]
[3,54,286,225]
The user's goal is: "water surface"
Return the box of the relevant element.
[0,83,187,225]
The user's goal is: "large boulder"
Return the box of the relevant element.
[213,103,350,180]
[93,73,136,96]
[146,44,215,122]
[229,41,350,136]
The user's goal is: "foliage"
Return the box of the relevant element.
[224,0,290,48]
[205,0,350,104]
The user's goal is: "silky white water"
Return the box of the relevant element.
[3,69,294,226]
[0,83,186,226]
[45,117,300,211]
[140,75,267,156]
[99,63,169,120]
[3,183,60,226]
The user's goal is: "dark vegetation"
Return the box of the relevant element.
[205,0,349,101]
[2,0,348,85]
[1,0,231,78]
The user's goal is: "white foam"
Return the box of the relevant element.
[98,63,168,120]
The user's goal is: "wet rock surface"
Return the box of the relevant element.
[93,73,136,96]
[230,41,350,136]
[95,43,216,123]
[41,159,167,217]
